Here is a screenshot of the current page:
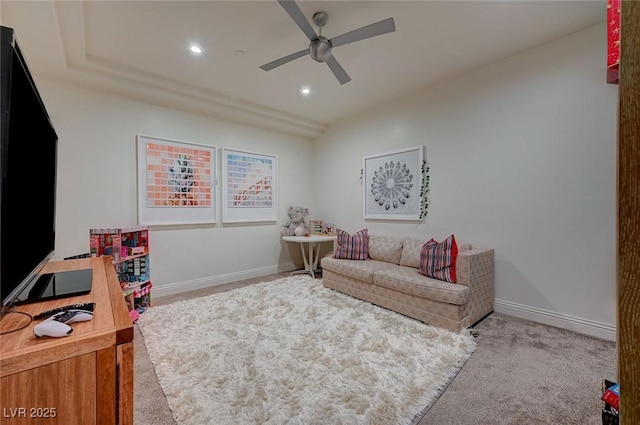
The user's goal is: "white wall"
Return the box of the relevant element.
[37,80,315,294]
[313,24,617,339]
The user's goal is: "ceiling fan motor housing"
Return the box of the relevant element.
[310,37,332,62]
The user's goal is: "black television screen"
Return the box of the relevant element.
[1,26,58,313]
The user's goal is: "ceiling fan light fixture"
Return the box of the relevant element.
[309,38,332,63]
[261,1,395,84]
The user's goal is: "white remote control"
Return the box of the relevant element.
[33,309,94,338]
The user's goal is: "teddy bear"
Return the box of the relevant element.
[281,205,309,236]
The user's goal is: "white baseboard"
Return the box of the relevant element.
[152,262,297,298]
[494,298,616,341]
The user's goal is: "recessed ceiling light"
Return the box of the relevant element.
[190,45,203,55]
[300,87,311,95]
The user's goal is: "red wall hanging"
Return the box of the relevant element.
[607,0,620,84]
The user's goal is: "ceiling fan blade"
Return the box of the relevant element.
[277,0,318,42]
[326,56,351,85]
[260,49,309,71]
[329,17,396,48]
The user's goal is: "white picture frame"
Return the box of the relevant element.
[137,135,217,225]
[222,148,278,223]
[363,145,424,221]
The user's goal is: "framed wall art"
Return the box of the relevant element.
[137,135,217,225]
[363,145,425,220]
[222,148,278,223]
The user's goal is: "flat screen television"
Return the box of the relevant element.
[0,26,58,316]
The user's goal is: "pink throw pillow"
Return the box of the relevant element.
[334,229,369,260]
[418,234,459,283]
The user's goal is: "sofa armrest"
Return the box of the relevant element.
[456,247,493,286]
[456,246,495,324]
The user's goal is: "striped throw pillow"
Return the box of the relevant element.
[334,229,369,260]
[419,234,459,283]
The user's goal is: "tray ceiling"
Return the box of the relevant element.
[1,1,605,138]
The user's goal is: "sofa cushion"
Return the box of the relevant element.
[321,257,397,282]
[373,266,468,305]
[368,235,403,265]
[419,234,459,283]
[334,228,369,260]
[399,237,429,268]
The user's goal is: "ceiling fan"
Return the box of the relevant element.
[260,0,396,85]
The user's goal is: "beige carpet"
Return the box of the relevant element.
[136,275,476,425]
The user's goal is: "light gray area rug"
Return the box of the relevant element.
[137,275,476,425]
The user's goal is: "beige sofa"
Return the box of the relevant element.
[320,235,494,332]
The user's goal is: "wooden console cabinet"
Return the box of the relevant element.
[0,257,134,425]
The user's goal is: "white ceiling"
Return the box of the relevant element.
[1,1,605,138]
